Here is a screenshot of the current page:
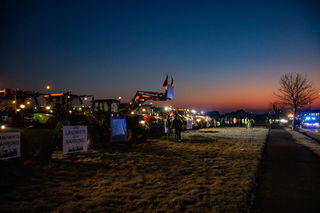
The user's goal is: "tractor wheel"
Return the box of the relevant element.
[127,128,134,142]
[32,139,54,161]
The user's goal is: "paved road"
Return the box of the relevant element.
[251,128,320,213]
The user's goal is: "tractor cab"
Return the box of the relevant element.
[42,92,93,122]
[92,99,120,129]
[0,88,51,127]
[93,99,120,115]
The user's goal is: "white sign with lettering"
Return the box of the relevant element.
[0,132,21,160]
[186,119,193,130]
[63,126,88,154]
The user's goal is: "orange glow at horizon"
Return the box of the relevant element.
[159,71,320,111]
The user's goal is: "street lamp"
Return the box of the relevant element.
[46,85,51,93]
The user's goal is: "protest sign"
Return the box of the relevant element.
[0,132,20,160]
[63,126,87,154]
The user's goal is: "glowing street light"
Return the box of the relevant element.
[46,85,51,93]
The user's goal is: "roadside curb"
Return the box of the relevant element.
[244,128,270,213]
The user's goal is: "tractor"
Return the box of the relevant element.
[92,77,174,142]
[0,88,59,160]
[42,91,103,149]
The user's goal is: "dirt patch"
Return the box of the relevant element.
[0,127,268,213]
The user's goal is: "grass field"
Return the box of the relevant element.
[0,127,268,213]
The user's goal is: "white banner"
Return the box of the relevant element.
[186,119,193,130]
[0,132,21,160]
[63,126,88,154]
[164,119,168,133]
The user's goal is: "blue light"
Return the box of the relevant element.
[305,117,310,121]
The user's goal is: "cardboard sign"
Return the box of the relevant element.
[63,126,88,154]
[111,116,127,142]
[186,119,193,130]
[0,132,21,160]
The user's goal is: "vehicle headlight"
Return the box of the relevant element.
[139,120,146,125]
[1,125,6,130]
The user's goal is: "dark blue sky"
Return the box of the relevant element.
[1,0,320,111]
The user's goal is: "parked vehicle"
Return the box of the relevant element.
[0,88,60,160]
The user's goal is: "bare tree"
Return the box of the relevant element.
[271,101,282,118]
[275,73,318,129]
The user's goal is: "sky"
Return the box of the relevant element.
[1,0,320,112]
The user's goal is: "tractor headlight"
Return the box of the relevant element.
[139,120,146,125]
[1,125,6,130]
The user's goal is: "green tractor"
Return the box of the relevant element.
[0,88,59,160]
[42,92,103,149]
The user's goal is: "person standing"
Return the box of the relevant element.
[172,114,183,141]
[268,118,273,129]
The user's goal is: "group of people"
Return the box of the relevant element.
[166,113,183,142]
[244,117,255,128]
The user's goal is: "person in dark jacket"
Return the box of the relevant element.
[172,114,183,141]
